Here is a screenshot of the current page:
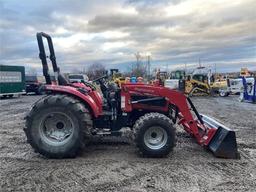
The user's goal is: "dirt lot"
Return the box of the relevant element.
[0,95,255,192]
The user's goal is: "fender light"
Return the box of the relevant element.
[77,88,88,95]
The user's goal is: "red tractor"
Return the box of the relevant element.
[24,32,239,159]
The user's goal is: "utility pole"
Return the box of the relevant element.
[135,52,141,69]
[147,54,151,80]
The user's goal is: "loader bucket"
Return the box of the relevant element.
[201,115,239,159]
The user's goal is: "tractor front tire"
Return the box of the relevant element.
[24,94,92,158]
[133,113,175,157]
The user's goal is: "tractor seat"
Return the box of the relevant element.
[58,73,69,86]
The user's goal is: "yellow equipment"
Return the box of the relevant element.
[185,74,212,96]
[185,70,230,97]
[110,69,125,87]
[240,68,252,77]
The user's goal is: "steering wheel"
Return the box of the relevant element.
[92,74,109,98]
[92,74,108,83]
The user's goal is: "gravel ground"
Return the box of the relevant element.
[0,95,255,192]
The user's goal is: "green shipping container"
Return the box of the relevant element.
[0,65,26,96]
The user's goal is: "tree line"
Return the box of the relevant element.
[77,62,147,80]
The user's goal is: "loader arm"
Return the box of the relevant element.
[122,84,239,158]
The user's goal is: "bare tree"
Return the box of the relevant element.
[86,62,106,80]
[131,65,146,77]
[125,62,147,78]
[129,52,148,78]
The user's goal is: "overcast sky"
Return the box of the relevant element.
[0,0,255,74]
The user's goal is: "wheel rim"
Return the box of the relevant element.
[39,112,74,146]
[220,91,225,97]
[144,126,168,150]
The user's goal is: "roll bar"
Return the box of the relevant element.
[36,32,59,84]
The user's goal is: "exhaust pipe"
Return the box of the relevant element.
[201,114,240,159]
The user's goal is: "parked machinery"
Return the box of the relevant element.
[185,68,230,97]
[0,65,26,98]
[165,70,185,91]
[240,68,253,77]
[211,79,230,97]
[24,32,239,159]
[185,73,211,96]
[155,70,168,86]
[25,75,45,95]
[67,74,89,83]
[110,69,125,87]
[239,76,256,103]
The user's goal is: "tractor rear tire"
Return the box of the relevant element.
[133,113,175,157]
[24,94,92,158]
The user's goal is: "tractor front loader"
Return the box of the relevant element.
[24,32,239,159]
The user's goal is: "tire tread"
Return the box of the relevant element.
[24,94,92,158]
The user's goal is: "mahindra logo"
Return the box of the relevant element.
[134,88,155,93]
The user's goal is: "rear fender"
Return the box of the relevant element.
[44,85,101,117]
